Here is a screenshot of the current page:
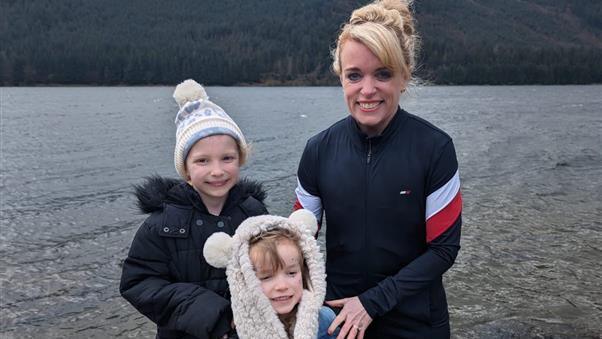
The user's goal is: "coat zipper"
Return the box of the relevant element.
[367,139,372,164]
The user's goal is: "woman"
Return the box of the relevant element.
[293,1,462,338]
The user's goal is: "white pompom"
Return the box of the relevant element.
[289,209,318,236]
[173,79,209,108]
[203,232,234,268]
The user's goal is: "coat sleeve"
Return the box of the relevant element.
[358,140,462,318]
[294,139,324,229]
[120,221,232,339]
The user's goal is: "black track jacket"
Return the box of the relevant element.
[295,108,462,338]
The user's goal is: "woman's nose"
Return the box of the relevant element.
[360,77,376,96]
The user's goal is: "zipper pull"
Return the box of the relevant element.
[367,140,372,164]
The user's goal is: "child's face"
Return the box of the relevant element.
[185,134,240,205]
[250,240,304,316]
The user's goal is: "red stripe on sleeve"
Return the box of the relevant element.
[293,199,303,211]
[426,191,462,243]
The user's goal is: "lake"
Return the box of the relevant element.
[1,85,601,338]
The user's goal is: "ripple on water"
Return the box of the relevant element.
[2,86,602,337]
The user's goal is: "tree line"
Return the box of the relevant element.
[2,0,601,86]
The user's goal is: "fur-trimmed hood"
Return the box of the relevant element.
[203,211,326,339]
[133,175,267,214]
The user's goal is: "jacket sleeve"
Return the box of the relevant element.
[120,221,232,339]
[294,139,324,228]
[358,140,462,318]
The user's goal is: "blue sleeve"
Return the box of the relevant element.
[317,306,340,339]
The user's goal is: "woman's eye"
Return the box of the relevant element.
[346,72,361,82]
[195,158,208,164]
[223,155,235,162]
[376,69,393,80]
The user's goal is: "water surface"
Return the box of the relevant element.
[1,85,601,338]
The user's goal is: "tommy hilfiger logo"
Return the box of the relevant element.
[400,190,412,195]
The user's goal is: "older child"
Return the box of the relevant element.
[203,209,338,339]
[120,79,268,339]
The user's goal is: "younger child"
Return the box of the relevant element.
[203,209,338,339]
[120,79,268,339]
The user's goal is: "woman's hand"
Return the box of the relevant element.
[221,319,236,339]
[326,297,373,339]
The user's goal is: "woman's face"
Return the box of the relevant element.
[339,39,406,136]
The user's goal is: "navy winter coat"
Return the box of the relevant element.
[120,177,268,339]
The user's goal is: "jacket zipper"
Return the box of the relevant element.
[364,139,372,256]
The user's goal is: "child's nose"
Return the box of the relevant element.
[274,276,288,290]
[209,164,224,176]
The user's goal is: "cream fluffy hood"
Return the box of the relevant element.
[203,210,326,339]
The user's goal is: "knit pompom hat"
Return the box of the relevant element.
[203,209,326,339]
[172,79,247,180]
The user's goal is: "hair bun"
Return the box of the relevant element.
[379,0,412,12]
[173,79,209,108]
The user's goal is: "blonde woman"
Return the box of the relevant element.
[294,1,462,338]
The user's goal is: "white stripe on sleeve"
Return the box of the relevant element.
[294,178,323,221]
[426,170,461,220]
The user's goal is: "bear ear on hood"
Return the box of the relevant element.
[203,232,234,268]
[288,209,318,236]
[203,209,317,269]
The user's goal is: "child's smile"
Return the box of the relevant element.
[251,240,304,316]
[184,134,240,213]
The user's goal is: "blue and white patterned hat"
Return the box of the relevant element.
[172,79,247,179]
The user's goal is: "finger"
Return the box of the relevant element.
[336,322,351,339]
[357,327,365,339]
[328,312,346,335]
[326,298,347,308]
[346,324,359,339]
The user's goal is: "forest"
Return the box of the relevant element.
[2,0,601,85]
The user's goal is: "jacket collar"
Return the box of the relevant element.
[134,176,266,215]
[345,106,407,150]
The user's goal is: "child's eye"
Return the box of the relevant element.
[258,275,272,281]
[346,72,362,82]
[375,69,393,80]
[287,271,298,277]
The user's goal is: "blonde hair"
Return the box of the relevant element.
[237,141,249,166]
[332,0,419,81]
